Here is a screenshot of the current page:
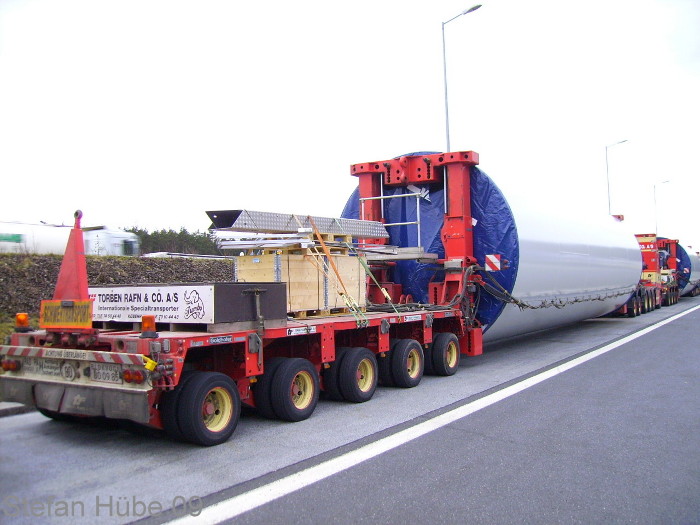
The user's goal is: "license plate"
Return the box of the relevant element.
[90,362,122,384]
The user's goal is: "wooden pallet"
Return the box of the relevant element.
[237,243,350,256]
[289,306,367,319]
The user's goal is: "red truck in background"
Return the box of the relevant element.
[623,234,681,316]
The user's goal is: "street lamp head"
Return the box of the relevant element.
[463,4,482,15]
[606,139,628,149]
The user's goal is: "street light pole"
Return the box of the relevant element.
[605,139,628,215]
[654,180,670,234]
[442,4,482,153]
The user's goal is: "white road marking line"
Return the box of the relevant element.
[167,304,700,524]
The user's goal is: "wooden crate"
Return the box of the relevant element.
[233,254,366,314]
[325,255,365,309]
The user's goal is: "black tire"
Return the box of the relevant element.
[338,347,378,403]
[390,339,424,388]
[322,347,350,401]
[176,372,241,446]
[626,297,637,317]
[430,333,461,376]
[270,358,319,422]
[253,357,286,419]
[159,371,197,441]
[640,292,648,314]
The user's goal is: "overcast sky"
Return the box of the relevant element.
[1,0,698,249]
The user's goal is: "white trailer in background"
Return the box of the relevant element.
[0,221,139,256]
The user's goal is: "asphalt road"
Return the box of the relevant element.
[1,297,699,524]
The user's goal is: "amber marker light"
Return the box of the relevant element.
[140,315,158,338]
[15,312,32,333]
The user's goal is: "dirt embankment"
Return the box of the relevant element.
[0,254,234,315]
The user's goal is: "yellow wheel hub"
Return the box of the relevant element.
[291,371,314,410]
[446,341,458,368]
[407,349,421,378]
[356,358,375,392]
[202,387,233,433]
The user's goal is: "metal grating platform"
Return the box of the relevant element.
[206,210,389,239]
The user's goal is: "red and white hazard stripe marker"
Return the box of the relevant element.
[485,254,501,272]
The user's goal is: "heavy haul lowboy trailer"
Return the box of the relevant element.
[0,151,681,446]
[0,153,490,446]
[1,278,469,446]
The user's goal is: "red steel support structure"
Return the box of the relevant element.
[351,151,483,356]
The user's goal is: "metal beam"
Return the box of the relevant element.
[207,210,389,239]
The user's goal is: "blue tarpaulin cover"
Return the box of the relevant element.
[658,237,692,290]
[341,158,520,331]
[674,241,692,291]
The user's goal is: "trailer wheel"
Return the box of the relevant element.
[338,347,378,403]
[390,339,424,388]
[160,371,197,441]
[176,372,240,446]
[626,297,637,317]
[430,333,461,376]
[252,357,287,419]
[271,358,319,422]
[322,347,350,401]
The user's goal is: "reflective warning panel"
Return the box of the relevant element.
[40,300,93,330]
[485,254,501,272]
